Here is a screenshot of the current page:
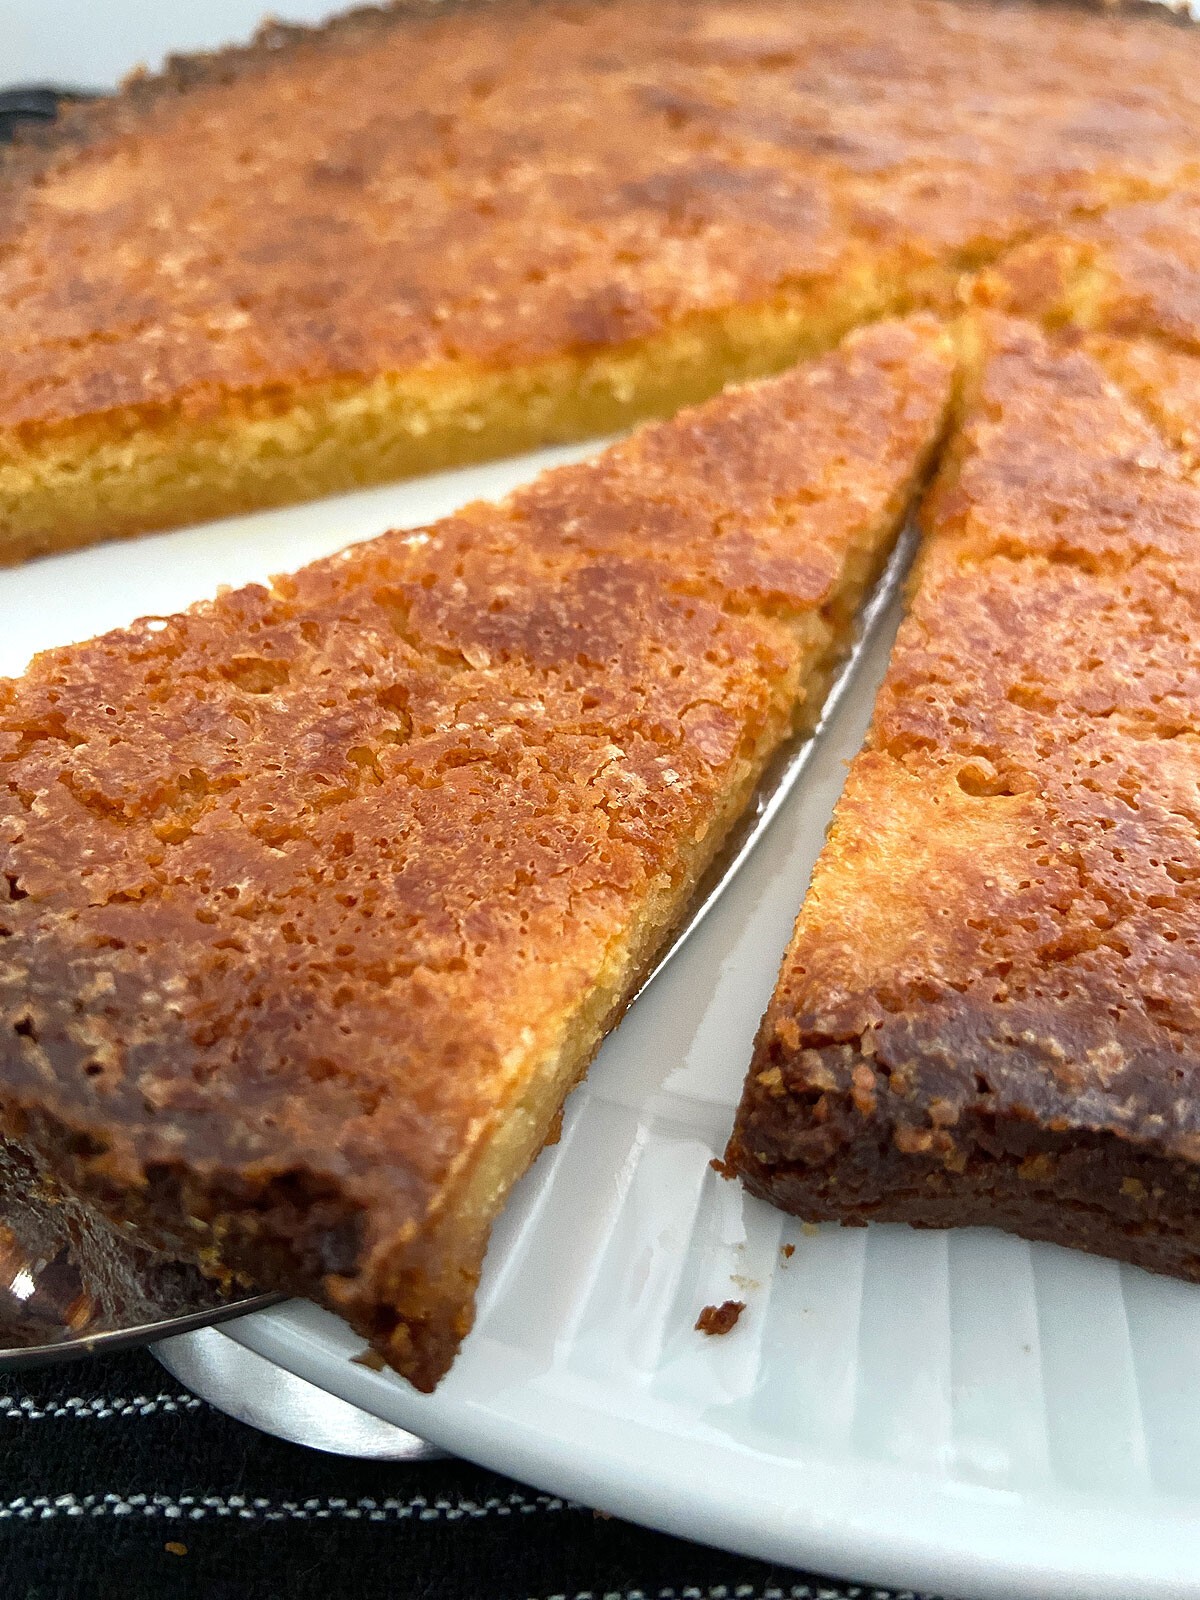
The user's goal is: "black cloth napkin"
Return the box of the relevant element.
[0,1347,936,1600]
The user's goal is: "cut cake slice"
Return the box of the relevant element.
[0,318,954,1388]
[728,315,1200,1281]
[4,0,1200,559]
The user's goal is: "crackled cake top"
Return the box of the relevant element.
[979,190,1200,466]
[981,189,1200,349]
[0,319,954,1265]
[757,317,1200,1153]
[3,0,1200,429]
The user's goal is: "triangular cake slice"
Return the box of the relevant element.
[0,318,953,1389]
[4,0,1200,561]
[728,316,1200,1282]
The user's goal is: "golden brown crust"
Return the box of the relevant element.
[978,189,1200,350]
[0,1,493,187]
[6,0,1191,187]
[0,318,954,1387]
[728,316,1200,1278]
[5,0,1200,554]
[10,0,1200,410]
[977,189,1200,465]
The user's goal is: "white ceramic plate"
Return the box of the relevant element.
[8,456,1200,1600]
[8,5,1200,1593]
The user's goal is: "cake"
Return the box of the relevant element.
[726,315,1200,1280]
[977,189,1200,469]
[0,317,954,1388]
[5,0,1200,561]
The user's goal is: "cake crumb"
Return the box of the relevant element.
[352,1347,387,1371]
[164,1542,188,1558]
[695,1299,746,1336]
[709,1156,736,1180]
[781,1242,795,1259]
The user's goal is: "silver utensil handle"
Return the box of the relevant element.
[153,1325,445,1461]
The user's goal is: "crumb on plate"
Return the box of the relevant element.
[695,1299,746,1336]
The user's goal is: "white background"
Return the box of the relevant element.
[3,1,338,89]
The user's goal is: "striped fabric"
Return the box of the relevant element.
[0,1349,934,1600]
